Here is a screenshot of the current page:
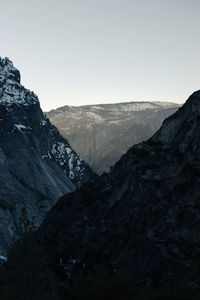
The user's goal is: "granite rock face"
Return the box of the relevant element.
[0,57,95,254]
[39,90,200,291]
[47,102,179,174]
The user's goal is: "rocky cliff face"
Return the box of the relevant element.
[39,90,200,291]
[46,102,179,174]
[0,57,95,254]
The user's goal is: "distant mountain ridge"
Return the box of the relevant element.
[47,101,179,174]
[0,57,95,254]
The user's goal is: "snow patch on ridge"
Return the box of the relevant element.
[14,124,32,133]
[15,124,27,131]
[0,255,7,268]
[50,142,84,182]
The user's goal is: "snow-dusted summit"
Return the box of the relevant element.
[0,57,95,254]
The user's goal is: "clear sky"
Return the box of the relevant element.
[1,0,200,111]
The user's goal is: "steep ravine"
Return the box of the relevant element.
[47,102,179,174]
[39,90,200,292]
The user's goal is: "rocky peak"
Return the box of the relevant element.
[184,89,200,110]
[0,57,20,83]
[0,57,38,108]
[0,57,21,86]
[152,90,200,144]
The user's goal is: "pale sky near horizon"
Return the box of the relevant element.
[1,0,200,111]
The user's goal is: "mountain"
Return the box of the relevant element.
[0,57,95,255]
[38,90,200,293]
[46,102,179,174]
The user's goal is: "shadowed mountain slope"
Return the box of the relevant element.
[0,58,95,254]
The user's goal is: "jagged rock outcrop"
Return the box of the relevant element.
[0,57,95,254]
[39,90,200,291]
[46,102,179,174]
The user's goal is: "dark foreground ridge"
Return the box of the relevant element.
[37,90,200,294]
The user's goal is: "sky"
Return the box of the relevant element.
[0,0,200,111]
